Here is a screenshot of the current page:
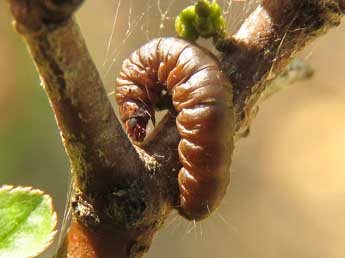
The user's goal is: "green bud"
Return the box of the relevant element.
[175,0,226,42]
[195,16,212,37]
[195,0,211,17]
[179,6,196,23]
[175,15,199,41]
[209,0,222,18]
[209,13,225,33]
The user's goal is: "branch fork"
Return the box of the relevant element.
[5,0,344,257]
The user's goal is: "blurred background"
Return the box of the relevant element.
[1,1,345,257]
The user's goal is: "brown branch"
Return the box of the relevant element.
[260,58,314,101]
[6,0,161,257]
[146,0,344,155]
[221,0,345,135]
[5,0,345,258]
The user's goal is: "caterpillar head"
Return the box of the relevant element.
[118,100,154,142]
[125,117,149,142]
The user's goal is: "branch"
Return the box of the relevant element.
[220,0,345,135]
[260,58,314,101]
[235,58,315,139]
[5,0,345,258]
[146,0,344,155]
[6,1,160,257]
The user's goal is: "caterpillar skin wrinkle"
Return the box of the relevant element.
[115,37,234,220]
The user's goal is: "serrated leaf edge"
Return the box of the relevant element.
[0,185,58,258]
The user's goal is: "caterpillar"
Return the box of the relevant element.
[115,37,234,220]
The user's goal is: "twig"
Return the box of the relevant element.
[221,0,344,135]
[6,1,157,257]
[5,0,344,258]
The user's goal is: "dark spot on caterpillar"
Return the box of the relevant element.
[115,37,234,220]
[125,117,148,142]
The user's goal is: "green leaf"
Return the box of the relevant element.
[0,185,57,258]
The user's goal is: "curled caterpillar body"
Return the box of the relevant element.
[116,37,234,220]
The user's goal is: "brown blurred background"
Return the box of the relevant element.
[1,1,345,257]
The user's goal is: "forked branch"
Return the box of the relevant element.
[5,0,344,258]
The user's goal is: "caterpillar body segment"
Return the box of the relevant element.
[116,37,234,220]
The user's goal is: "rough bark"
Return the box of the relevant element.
[221,0,345,135]
[5,0,344,258]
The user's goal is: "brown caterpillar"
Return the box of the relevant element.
[115,37,234,220]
